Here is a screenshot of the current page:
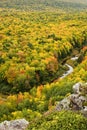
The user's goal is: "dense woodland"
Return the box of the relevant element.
[0,0,87,130]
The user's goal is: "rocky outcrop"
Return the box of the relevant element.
[0,83,87,130]
[0,119,29,130]
[73,82,81,94]
[56,82,87,116]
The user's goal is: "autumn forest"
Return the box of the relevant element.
[0,0,87,130]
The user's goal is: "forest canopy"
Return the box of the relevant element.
[0,1,87,130]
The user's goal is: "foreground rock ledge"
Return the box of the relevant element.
[56,82,87,117]
[0,119,29,130]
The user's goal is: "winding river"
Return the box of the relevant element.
[60,56,78,79]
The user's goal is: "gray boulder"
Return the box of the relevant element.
[0,119,29,130]
[56,82,87,113]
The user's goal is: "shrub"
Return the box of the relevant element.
[28,111,87,130]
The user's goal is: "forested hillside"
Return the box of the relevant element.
[0,0,87,130]
[0,0,87,11]
[0,9,87,93]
